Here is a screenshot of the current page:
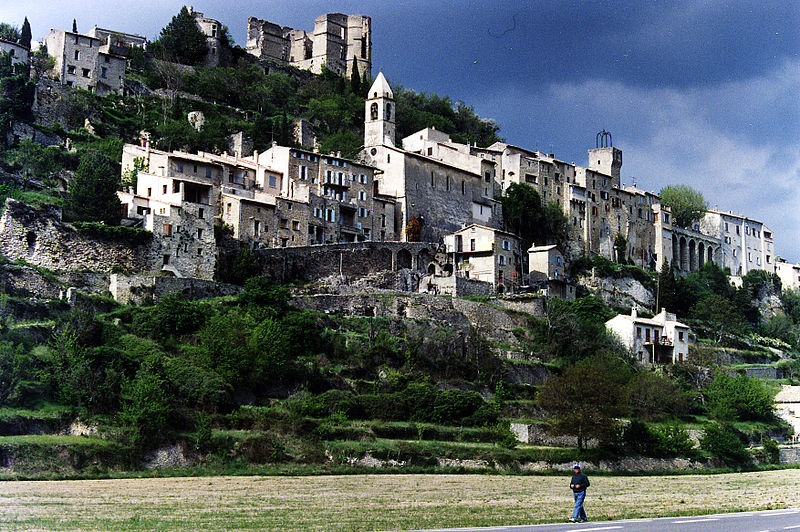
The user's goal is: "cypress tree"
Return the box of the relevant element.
[20,18,31,49]
[72,19,77,33]
[349,57,360,94]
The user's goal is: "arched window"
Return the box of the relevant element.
[385,103,392,121]
[370,102,378,120]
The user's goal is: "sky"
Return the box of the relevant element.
[3,0,800,260]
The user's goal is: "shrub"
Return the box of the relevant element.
[762,438,780,464]
[71,222,152,246]
[700,423,749,464]
[704,372,774,422]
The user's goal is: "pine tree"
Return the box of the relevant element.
[20,18,31,49]
[349,57,360,94]
[360,70,371,98]
[151,6,208,66]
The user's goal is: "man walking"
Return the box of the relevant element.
[569,462,589,522]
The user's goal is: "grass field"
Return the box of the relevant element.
[2,470,800,531]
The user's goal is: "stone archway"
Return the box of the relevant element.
[698,242,705,269]
[679,237,687,271]
[397,248,412,269]
[689,239,696,272]
[707,246,714,265]
[417,248,432,272]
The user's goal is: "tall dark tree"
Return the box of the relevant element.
[66,150,122,225]
[349,57,361,94]
[657,262,682,314]
[150,6,208,66]
[20,18,31,49]
[499,183,569,252]
[72,19,77,33]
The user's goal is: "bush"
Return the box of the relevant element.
[700,423,749,464]
[762,438,780,464]
[704,372,774,422]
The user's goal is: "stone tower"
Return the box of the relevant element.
[364,72,395,147]
[588,130,621,181]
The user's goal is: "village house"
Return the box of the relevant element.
[774,386,800,443]
[700,209,774,277]
[443,224,521,293]
[775,259,800,291]
[42,27,127,94]
[605,308,691,364]
[528,244,576,300]
[0,37,30,66]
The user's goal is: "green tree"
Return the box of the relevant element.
[613,233,627,264]
[349,57,361,94]
[150,6,208,65]
[20,18,31,49]
[627,370,689,421]
[705,372,774,422]
[537,355,627,449]
[120,358,172,448]
[0,23,20,43]
[700,422,749,464]
[7,139,65,187]
[500,183,568,251]
[659,185,708,228]
[690,294,745,343]
[0,341,27,405]
[65,149,122,224]
[657,262,682,314]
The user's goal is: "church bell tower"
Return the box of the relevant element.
[364,72,395,148]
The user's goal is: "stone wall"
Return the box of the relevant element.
[424,275,492,297]
[256,241,439,282]
[0,199,155,274]
[492,294,547,317]
[109,274,241,304]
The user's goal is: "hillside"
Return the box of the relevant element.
[1,16,799,478]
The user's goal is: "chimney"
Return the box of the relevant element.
[631,308,638,318]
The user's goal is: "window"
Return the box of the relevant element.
[430,172,435,188]
[197,228,203,239]
[485,171,491,183]
[177,162,184,173]
[163,254,170,265]
[198,208,204,219]
[446,175,451,191]
[104,56,109,63]
[163,224,172,236]
[502,239,510,250]
[74,50,79,60]
[679,331,684,341]
[461,181,465,195]
[292,221,300,231]
[359,190,366,201]
[269,175,277,188]
[498,255,506,265]
[162,185,167,194]
[280,218,288,229]
[636,327,641,338]
[299,165,307,180]
[101,67,107,79]
[470,239,476,251]
[645,328,650,342]
[82,68,90,78]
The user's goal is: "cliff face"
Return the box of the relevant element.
[579,273,655,311]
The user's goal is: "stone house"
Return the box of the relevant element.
[258,145,381,244]
[246,13,371,78]
[363,74,502,243]
[775,259,800,291]
[42,28,126,94]
[443,224,521,293]
[774,386,800,443]
[85,27,146,53]
[0,37,30,66]
[700,209,775,276]
[528,244,575,300]
[606,308,691,364]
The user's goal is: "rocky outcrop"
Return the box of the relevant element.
[579,273,654,310]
